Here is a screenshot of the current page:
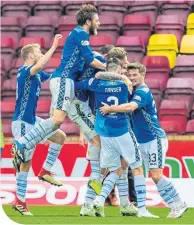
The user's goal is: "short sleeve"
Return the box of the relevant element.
[19,65,34,78]
[75,31,94,64]
[40,71,51,82]
[130,90,148,108]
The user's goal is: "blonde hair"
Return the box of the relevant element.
[21,43,40,60]
[127,62,146,74]
[108,47,127,61]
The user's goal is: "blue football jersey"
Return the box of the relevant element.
[12,65,50,125]
[75,52,106,114]
[51,26,94,81]
[75,78,130,137]
[130,84,166,143]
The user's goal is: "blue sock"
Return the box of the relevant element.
[18,118,55,149]
[43,143,62,171]
[157,176,182,207]
[99,172,119,204]
[16,171,28,202]
[134,174,147,213]
[116,169,129,206]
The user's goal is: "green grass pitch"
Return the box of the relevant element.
[3,205,194,224]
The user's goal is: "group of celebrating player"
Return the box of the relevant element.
[11,4,188,219]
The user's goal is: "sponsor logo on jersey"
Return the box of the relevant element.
[133,95,141,101]
[81,40,89,46]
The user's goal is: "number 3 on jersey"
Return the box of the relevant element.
[107,96,119,115]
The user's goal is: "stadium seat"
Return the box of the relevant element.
[147,34,178,68]
[143,56,170,90]
[144,78,162,110]
[1,17,23,46]
[34,1,63,17]
[1,58,6,89]
[25,16,56,47]
[1,76,17,100]
[2,1,32,17]
[116,36,145,62]
[159,99,188,134]
[98,1,127,27]
[2,119,12,137]
[36,99,51,119]
[97,15,120,44]
[125,1,159,26]
[65,1,96,15]
[155,15,185,46]
[180,35,194,54]
[60,118,80,135]
[185,120,194,134]
[1,100,16,119]
[44,57,60,73]
[186,13,194,35]
[191,103,194,119]
[1,36,15,72]
[173,55,194,78]
[9,58,24,77]
[161,0,192,23]
[123,14,152,45]
[90,35,113,51]
[160,120,185,135]
[58,16,76,35]
[165,78,194,110]
[18,37,47,54]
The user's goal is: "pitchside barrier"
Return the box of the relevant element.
[1,137,194,207]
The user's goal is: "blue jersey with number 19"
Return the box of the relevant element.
[75,78,130,137]
[130,84,166,143]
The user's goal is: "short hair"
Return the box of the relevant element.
[100,45,114,54]
[107,47,127,61]
[106,57,121,71]
[76,4,98,26]
[21,43,40,61]
[127,62,146,74]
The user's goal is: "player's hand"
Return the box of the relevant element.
[52,34,63,49]
[122,76,133,95]
[100,102,110,115]
[79,132,87,147]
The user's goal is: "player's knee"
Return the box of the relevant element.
[114,167,122,176]
[52,130,66,145]
[52,110,67,127]
[90,135,101,147]
[131,166,143,176]
[150,169,163,183]
[20,160,31,172]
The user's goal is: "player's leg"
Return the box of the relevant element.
[12,78,73,160]
[146,138,187,218]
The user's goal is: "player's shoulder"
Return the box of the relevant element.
[136,84,150,94]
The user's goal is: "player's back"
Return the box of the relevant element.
[93,79,130,137]
[131,84,166,143]
[52,26,94,81]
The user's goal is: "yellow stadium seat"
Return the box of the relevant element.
[186,13,194,35]
[180,35,194,54]
[147,34,178,52]
[147,50,176,68]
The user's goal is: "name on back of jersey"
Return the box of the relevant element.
[105,87,122,93]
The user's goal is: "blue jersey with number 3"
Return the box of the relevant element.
[130,84,166,143]
[75,78,130,137]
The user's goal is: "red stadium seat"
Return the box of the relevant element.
[9,58,24,77]
[2,119,12,137]
[123,14,152,45]
[2,1,32,18]
[44,57,60,73]
[90,35,113,51]
[98,15,120,44]
[161,1,192,23]
[173,55,194,79]
[143,56,170,90]
[125,1,159,26]
[165,78,194,110]
[1,58,6,89]
[1,36,15,72]
[18,37,47,53]
[1,100,16,119]
[36,99,51,119]
[185,120,194,134]
[1,76,17,100]
[160,120,184,135]
[191,103,194,119]
[25,16,56,47]
[116,36,145,62]
[34,1,63,17]
[98,1,127,27]
[155,15,184,46]
[60,118,80,135]
[1,17,23,46]
[65,1,96,15]
[58,16,76,35]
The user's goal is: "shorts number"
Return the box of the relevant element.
[107,96,119,115]
[149,153,156,163]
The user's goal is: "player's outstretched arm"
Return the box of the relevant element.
[90,58,106,70]
[30,34,62,75]
[100,102,138,115]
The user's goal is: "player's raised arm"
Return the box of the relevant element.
[30,34,62,75]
